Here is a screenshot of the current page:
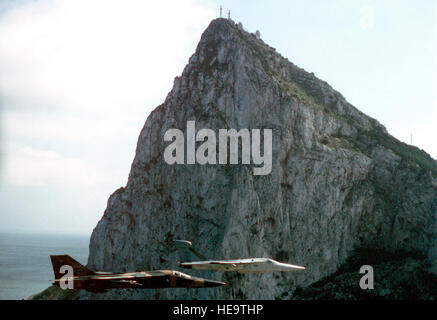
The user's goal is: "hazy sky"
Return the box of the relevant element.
[0,0,435,236]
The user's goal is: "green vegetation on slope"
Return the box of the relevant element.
[293,249,437,300]
[30,285,79,300]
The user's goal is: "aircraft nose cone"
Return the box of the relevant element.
[202,279,226,287]
[174,272,226,288]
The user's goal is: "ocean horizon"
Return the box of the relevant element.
[0,232,89,300]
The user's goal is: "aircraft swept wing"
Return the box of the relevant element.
[50,255,225,293]
[179,258,305,273]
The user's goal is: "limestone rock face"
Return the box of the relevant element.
[82,19,437,299]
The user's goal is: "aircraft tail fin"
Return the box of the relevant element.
[189,247,208,261]
[50,255,95,279]
[173,240,208,261]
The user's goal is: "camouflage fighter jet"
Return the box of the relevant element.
[50,255,226,293]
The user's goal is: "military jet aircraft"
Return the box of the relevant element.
[180,258,305,273]
[50,255,226,293]
[175,240,306,273]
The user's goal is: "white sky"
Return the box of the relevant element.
[0,0,435,236]
[0,0,216,235]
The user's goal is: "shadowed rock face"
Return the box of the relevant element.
[292,249,437,300]
[82,18,437,299]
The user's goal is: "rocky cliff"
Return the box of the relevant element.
[82,18,437,299]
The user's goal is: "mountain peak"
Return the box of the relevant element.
[176,18,386,135]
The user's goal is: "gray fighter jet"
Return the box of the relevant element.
[174,240,306,273]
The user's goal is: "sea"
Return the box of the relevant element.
[0,233,89,300]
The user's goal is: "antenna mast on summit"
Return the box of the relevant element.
[228,10,230,19]
[220,5,222,17]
